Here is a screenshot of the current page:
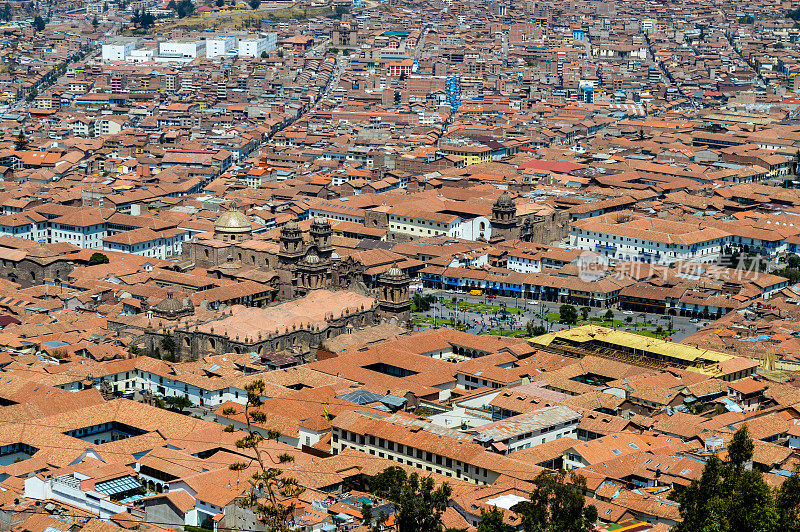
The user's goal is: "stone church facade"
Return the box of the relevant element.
[182,207,367,301]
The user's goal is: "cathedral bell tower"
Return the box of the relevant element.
[376,262,411,325]
[278,220,305,265]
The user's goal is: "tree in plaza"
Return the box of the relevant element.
[526,322,547,336]
[412,293,434,312]
[165,395,193,412]
[558,304,578,325]
[248,0,260,9]
[32,15,45,31]
[604,309,614,320]
[224,380,303,531]
[580,306,590,320]
[511,470,597,532]
[368,466,452,532]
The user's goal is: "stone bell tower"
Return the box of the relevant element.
[278,220,305,265]
[490,191,519,243]
[376,263,411,325]
[309,216,334,258]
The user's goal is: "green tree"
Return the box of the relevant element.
[512,470,597,532]
[368,466,452,532]
[604,309,614,320]
[88,252,110,265]
[676,455,728,532]
[361,502,373,527]
[248,0,260,9]
[167,0,195,18]
[477,506,507,532]
[775,266,800,285]
[526,322,547,336]
[728,469,778,532]
[92,16,99,29]
[160,334,177,357]
[132,8,154,28]
[677,426,780,532]
[788,254,800,269]
[580,306,590,320]
[165,395,193,412]
[14,130,27,151]
[32,15,45,31]
[225,380,303,531]
[728,424,754,473]
[558,304,578,325]
[412,293,434,312]
[777,467,800,532]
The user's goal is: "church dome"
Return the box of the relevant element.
[151,292,193,319]
[153,293,184,313]
[495,191,514,208]
[303,251,320,265]
[383,262,405,279]
[215,209,252,232]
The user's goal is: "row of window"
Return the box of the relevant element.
[335,428,491,480]
[575,231,725,249]
[390,224,444,236]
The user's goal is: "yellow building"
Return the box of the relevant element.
[438,144,492,166]
[529,325,758,381]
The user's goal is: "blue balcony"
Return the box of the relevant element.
[640,251,662,260]
[595,244,617,253]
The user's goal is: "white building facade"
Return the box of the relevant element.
[238,33,277,58]
[206,36,236,58]
[101,42,135,62]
